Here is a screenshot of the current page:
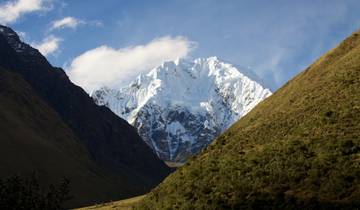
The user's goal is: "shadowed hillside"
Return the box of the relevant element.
[0,69,150,208]
[0,25,171,208]
[136,30,360,209]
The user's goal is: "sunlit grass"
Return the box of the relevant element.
[136,30,360,209]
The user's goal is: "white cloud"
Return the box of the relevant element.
[0,0,50,24]
[49,17,103,31]
[67,36,196,93]
[32,35,61,56]
[50,16,84,30]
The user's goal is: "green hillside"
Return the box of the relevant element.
[136,30,360,209]
[0,69,144,208]
[74,195,145,210]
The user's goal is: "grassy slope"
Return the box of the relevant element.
[75,195,145,210]
[0,69,142,208]
[136,31,360,209]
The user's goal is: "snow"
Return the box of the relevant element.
[92,57,272,161]
[166,121,186,135]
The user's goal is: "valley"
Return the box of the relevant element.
[0,1,359,209]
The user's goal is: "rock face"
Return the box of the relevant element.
[92,57,272,162]
[0,25,171,207]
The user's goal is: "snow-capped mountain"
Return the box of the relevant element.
[92,57,272,162]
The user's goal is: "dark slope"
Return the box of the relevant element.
[136,31,360,209]
[0,26,170,207]
[0,69,143,207]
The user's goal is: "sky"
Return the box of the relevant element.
[1,0,360,92]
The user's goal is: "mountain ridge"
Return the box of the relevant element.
[0,25,171,208]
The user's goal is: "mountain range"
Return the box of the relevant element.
[92,57,271,162]
[2,23,359,210]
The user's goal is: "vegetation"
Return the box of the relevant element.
[0,175,70,210]
[135,30,360,209]
[75,195,145,210]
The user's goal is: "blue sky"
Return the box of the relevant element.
[1,0,360,91]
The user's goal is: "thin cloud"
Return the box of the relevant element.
[89,20,103,27]
[49,17,103,31]
[32,35,61,56]
[67,36,196,93]
[0,0,51,24]
[50,16,84,30]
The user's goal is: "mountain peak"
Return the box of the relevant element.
[92,57,272,162]
[150,57,256,83]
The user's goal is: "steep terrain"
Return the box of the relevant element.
[0,69,144,207]
[136,30,360,209]
[92,58,271,162]
[0,25,170,207]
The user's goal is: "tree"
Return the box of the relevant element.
[0,174,71,210]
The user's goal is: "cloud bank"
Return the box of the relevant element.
[0,0,50,24]
[32,35,61,56]
[67,36,196,93]
[50,16,84,30]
